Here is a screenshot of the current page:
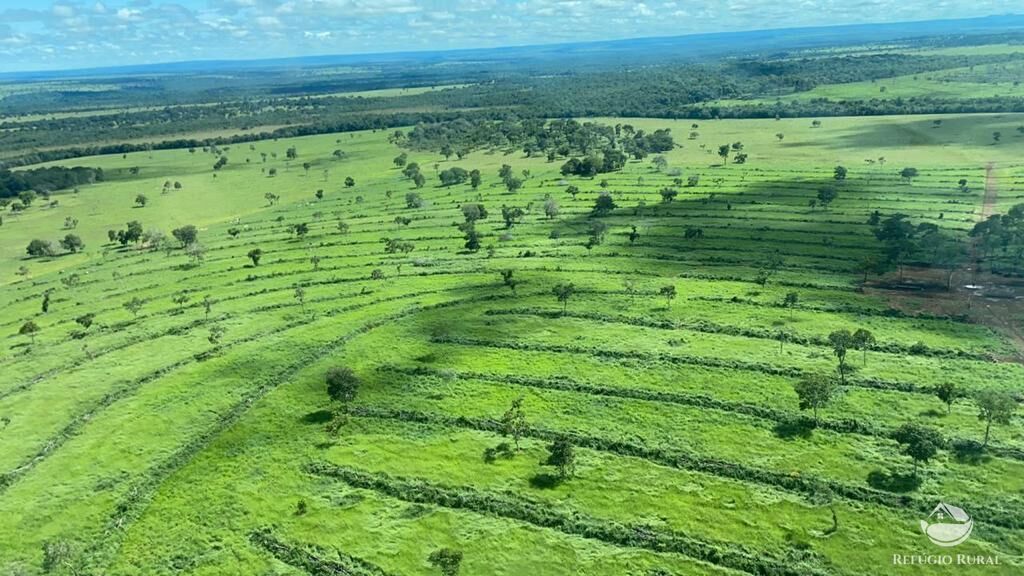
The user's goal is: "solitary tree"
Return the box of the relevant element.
[500,396,529,450]
[171,292,190,312]
[75,313,95,331]
[934,382,960,414]
[326,366,360,404]
[247,248,263,266]
[172,225,198,247]
[543,198,559,219]
[816,186,838,210]
[19,320,40,345]
[135,194,148,208]
[552,283,575,313]
[60,234,85,253]
[545,438,577,479]
[793,373,839,426]
[428,548,463,576]
[893,423,944,477]
[500,269,517,293]
[717,144,730,165]
[208,325,226,345]
[851,328,876,366]
[975,389,1017,447]
[293,285,306,313]
[659,284,677,308]
[828,329,853,383]
[123,297,143,318]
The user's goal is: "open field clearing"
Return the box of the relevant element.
[0,110,1021,575]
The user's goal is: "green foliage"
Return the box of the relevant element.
[326,367,360,404]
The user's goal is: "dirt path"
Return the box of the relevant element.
[970,162,1024,360]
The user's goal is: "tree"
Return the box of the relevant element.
[123,297,143,318]
[18,190,37,207]
[406,192,424,209]
[873,213,917,281]
[893,423,944,477]
[19,321,40,345]
[208,325,226,345]
[202,295,213,319]
[315,189,324,201]
[60,234,84,253]
[501,269,517,293]
[26,239,56,258]
[345,176,355,187]
[504,176,523,193]
[501,206,524,229]
[501,396,529,450]
[793,373,838,426]
[783,292,799,307]
[545,438,576,479]
[833,166,848,181]
[851,328,875,366]
[975,389,1017,447]
[293,285,306,313]
[717,144,730,165]
[552,283,575,313]
[899,167,919,182]
[935,382,960,414]
[659,284,677,308]
[75,313,95,330]
[816,186,838,210]
[186,243,207,266]
[775,132,784,142]
[462,223,481,252]
[135,194,148,207]
[325,366,360,405]
[290,223,310,239]
[412,172,426,188]
[828,329,853,383]
[470,169,482,189]
[428,548,463,576]
[172,225,198,247]
[171,292,190,312]
[659,187,678,203]
[439,167,469,186]
[543,198,559,220]
[592,191,616,216]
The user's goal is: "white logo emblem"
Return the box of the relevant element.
[920,503,973,547]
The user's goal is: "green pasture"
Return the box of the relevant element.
[0,113,1021,575]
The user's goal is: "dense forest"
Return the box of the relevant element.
[4,45,1024,167]
[0,166,103,199]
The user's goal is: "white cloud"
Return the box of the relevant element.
[52,4,75,18]
[256,15,282,28]
[116,8,143,22]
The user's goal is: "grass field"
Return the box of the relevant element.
[0,113,1022,575]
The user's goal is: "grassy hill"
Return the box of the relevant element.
[0,114,1022,575]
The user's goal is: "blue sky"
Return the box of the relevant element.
[0,0,1019,72]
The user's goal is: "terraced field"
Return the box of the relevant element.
[1,115,1022,575]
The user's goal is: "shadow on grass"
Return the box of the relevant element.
[952,439,992,465]
[301,409,333,425]
[529,473,563,490]
[867,469,921,493]
[773,417,815,440]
